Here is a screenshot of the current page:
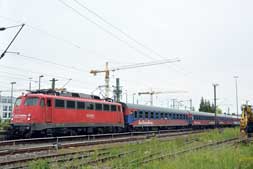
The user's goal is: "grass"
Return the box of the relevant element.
[28,127,250,169]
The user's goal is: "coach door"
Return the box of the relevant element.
[45,98,53,123]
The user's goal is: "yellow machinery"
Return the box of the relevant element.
[240,104,253,137]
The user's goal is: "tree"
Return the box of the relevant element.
[198,97,219,113]
[216,107,222,114]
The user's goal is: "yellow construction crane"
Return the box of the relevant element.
[138,89,188,106]
[90,58,180,98]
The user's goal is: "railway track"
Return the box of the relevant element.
[0,128,204,168]
[129,137,253,167]
[0,128,194,155]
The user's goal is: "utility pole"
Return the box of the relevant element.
[213,83,219,128]
[113,78,122,102]
[233,76,239,118]
[189,99,192,111]
[28,77,32,91]
[10,82,16,113]
[172,99,176,109]
[39,75,44,90]
[132,93,136,104]
[125,90,128,103]
[50,78,58,90]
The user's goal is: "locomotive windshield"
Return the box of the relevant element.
[24,97,39,106]
[14,98,22,106]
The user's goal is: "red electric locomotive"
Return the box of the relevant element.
[10,90,124,138]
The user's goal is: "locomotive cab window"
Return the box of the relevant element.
[40,98,45,107]
[25,97,39,106]
[14,98,22,106]
[55,99,64,108]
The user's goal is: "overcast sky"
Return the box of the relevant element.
[0,0,253,113]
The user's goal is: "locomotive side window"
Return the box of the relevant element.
[40,99,45,107]
[67,100,75,109]
[111,105,117,111]
[55,99,64,108]
[77,102,85,109]
[95,103,102,111]
[25,97,39,106]
[86,103,94,110]
[103,104,110,111]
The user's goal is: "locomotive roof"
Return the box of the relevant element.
[24,93,121,105]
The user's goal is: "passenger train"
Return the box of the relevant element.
[9,89,239,138]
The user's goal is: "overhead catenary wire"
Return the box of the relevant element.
[60,0,192,78]
[6,52,88,72]
[0,15,81,49]
[73,0,165,59]
[58,0,156,60]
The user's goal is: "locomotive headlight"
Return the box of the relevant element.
[27,114,31,121]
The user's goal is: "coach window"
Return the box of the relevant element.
[145,112,149,118]
[165,113,168,118]
[134,111,137,118]
[95,103,102,111]
[168,113,172,119]
[161,113,164,119]
[67,100,75,109]
[139,111,143,118]
[172,114,175,119]
[77,102,85,109]
[86,103,94,110]
[103,104,110,111]
[40,98,45,107]
[150,112,154,119]
[155,112,159,119]
[55,99,64,108]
